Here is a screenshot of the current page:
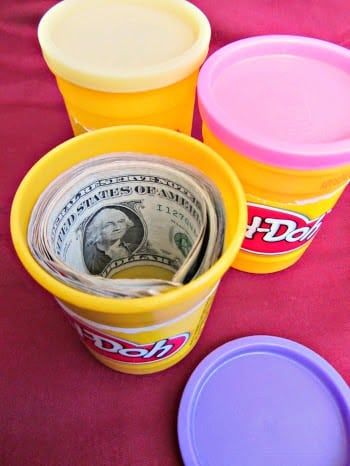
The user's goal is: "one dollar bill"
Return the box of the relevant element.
[28,153,225,298]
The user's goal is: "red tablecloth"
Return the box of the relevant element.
[1,1,349,465]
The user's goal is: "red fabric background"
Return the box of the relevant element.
[1,1,349,465]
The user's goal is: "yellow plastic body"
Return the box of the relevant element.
[203,123,350,274]
[57,72,198,136]
[11,126,247,374]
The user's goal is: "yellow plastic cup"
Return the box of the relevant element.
[198,36,350,273]
[38,0,211,136]
[10,126,246,374]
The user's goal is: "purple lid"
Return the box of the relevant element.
[178,336,350,466]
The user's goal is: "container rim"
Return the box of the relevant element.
[10,126,247,315]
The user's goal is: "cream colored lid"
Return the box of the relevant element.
[38,0,211,92]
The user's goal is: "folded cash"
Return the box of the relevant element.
[28,153,225,298]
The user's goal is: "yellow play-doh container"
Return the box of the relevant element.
[10,126,246,374]
[198,36,350,273]
[38,0,211,135]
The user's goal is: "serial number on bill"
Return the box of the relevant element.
[156,204,198,235]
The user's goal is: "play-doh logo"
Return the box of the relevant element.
[241,203,329,255]
[71,318,190,364]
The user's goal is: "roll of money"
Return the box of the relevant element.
[28,153,225,298]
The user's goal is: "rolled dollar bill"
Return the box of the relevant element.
[28,153,225,298]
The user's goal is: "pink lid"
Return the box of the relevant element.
[198,35,350,170]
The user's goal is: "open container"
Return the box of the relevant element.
[198,35,350,273]
[10,126,246,374]
[38,0,211,135]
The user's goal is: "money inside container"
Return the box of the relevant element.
[28,153,226,298]
[11,126,246,374]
